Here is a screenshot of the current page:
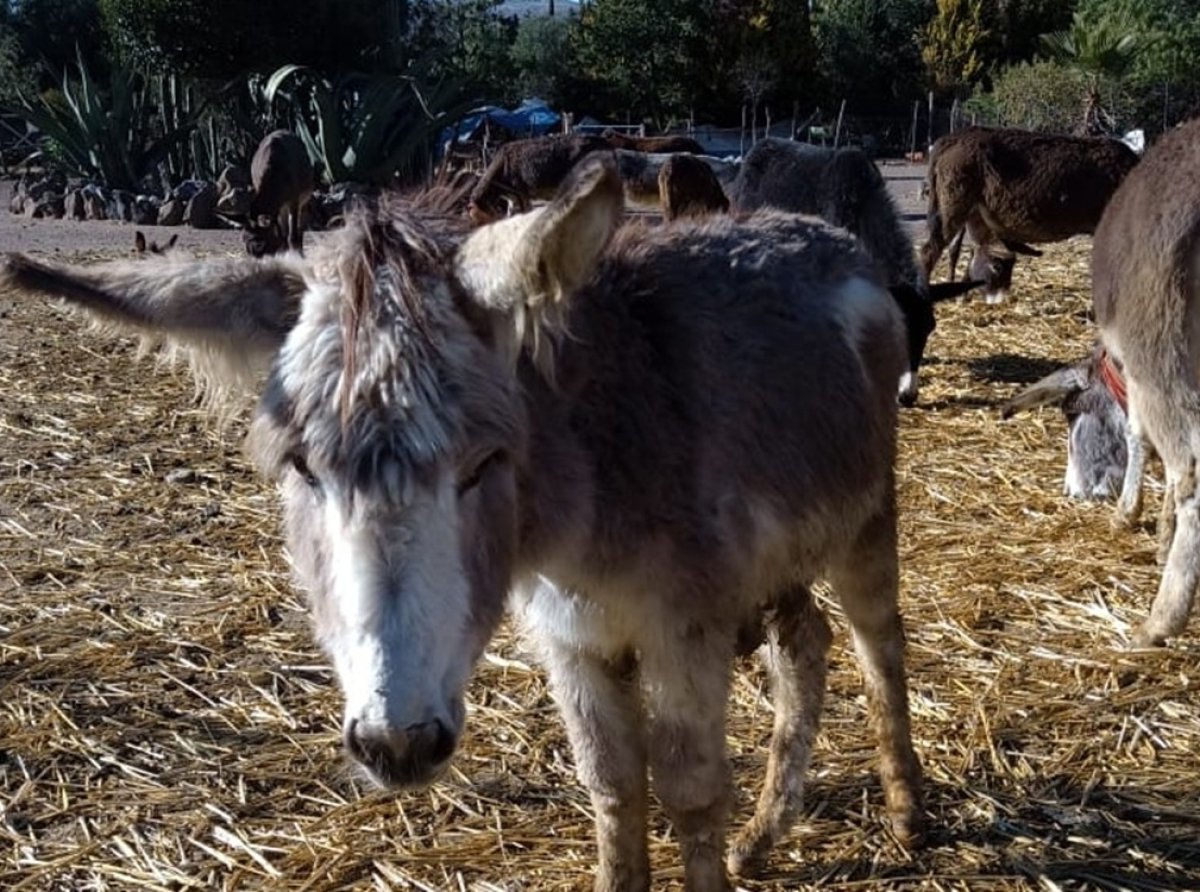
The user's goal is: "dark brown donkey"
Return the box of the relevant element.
[239,129,315,257]
[1,156,923,890]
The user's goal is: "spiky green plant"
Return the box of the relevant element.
[264,63,474,187]
[2,51,198,190]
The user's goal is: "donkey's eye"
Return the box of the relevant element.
[290,453,320,489]
[458,451,504,495]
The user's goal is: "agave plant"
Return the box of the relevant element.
[2,51,199,191]
[264,63,474,187]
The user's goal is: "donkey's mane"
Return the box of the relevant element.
[265,194,514,501]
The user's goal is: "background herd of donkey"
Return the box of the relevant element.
[227,121,1143,498]
[4,114,1199,889]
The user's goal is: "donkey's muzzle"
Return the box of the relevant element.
[345,717,457,788]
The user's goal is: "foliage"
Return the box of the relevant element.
[265,64,474,187]
[7,0,106,86]
[571,0,715,127]
[100,0,391,78]
[966,58,1134,133]
[414,0,519,101]
[919,0,990,97]
[0,51,198,189]
[979,0,1078,69]
[813,0,933,114]
[0,23,38,106]
[711,0,816,120]
[1041,4,1152,133]
[510,14,574,104]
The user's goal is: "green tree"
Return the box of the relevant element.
[0,8,38,105]
[101,0,392,77]
[919,0,989,98]
[712,0,816,124]
[572,0,715,127]
[8,0,106,85]
[416,0,518,102]
[813,0,932,113]
[1077,0,1200,129]
[1041,4,1149,133]
[511,15,575,104]
[980,0,1078,69]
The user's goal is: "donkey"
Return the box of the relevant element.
[922,127,1138,303]
[658,153,730,221]
[729,137,982,406]
[236,129,316,257]
[1,155,923,889]
[1093,116,1200,647]
[1001,345,1147,517]
[133,231,180,256]
[467,133,611,224]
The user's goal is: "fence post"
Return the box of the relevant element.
[909,100,919,158]
[792,100,799,139]
[927,90,935,151]
[765,106,771,140]
[833,99,846,148]
[740,104,747,156]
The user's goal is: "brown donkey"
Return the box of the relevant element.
[1093,117,1200,647]
[1,156,923,890]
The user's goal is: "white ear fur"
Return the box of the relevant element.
[453,154,623,363]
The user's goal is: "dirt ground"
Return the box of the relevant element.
[2,169,1198,891]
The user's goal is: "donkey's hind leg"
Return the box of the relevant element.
[827,505,924,847]
[728,586,832,879]
[1136,457,1200,646]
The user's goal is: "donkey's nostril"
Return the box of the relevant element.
[344,718,457,788]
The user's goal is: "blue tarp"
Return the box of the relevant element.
[443,100,563,145]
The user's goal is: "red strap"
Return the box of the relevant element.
[1098,349,1128,413]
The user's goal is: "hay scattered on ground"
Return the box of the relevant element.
[1,238,1198,891]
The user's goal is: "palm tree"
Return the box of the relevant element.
[1040,7,1147,135]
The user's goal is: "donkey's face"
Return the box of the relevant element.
[248,274,525,787]
[0,155,625,790]
[243,215,286,258]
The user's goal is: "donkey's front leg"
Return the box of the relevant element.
[642,626,735,892]
[542,637,650,892]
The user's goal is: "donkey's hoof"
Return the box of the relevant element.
[1130,624,1167,649]
[890,809,926,850]
[726,839,769,880]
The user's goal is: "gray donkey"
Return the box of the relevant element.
[1093,117,1200,647]
[729,137,981,406]
[1,155,922,890]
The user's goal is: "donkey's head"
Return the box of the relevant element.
[1,155,624,789]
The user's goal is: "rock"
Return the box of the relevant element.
[65,189,86,220]
[216,164,251,195]
[183,181,218,229]
[9,192,25,215]
[106,190,136,223]
[133,195,159,226]
[216,186,252,216]
[172,179,207,203]
[157,198,185,226]
[26,196,64,219]
[83,189,108,221]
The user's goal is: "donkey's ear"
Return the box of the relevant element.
[0,252,307,398]
[1000,363,1088,419]
[523,152,623,300]
[456,153,622,318]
